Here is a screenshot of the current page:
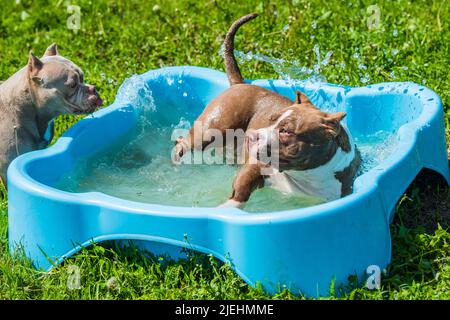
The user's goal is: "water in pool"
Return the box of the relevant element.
[56,113,398,213]
[56,48,399,212]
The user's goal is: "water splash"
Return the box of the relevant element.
[219,43,332,87]
[313,44,332,73]
[173,117,191,129]
[116,74,156,115]
[360,73,370,84]
[355,131,399,174]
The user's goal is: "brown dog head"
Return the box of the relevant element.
[248,91,349,170]
[27,43,103,117]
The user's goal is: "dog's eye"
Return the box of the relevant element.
[66,80,78,89]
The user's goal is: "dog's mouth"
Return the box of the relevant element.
[273,158,294,171]
[254,147,293,166]
[278,158,291,165]
[88,95,103,108]
[64,95,103,115]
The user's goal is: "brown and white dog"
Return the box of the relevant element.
[175,14,361,208]
[0,44,103,186]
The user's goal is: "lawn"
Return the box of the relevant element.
[0,0,449,299]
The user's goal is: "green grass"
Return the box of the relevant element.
[1,0,450,299]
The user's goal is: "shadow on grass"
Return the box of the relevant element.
[393,168,450,233]
[370,167,450,298]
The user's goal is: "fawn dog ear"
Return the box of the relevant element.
[295,91,311,105]
[28,52,44,85]
[43,43,59,57]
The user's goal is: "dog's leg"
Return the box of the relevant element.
[219,163,266,208]
[174,122,227,162]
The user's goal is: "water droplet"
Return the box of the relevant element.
[360,73,370,84]
[21,11,30,21]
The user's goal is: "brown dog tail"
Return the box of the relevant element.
[224,13,258,86]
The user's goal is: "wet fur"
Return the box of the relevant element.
[175,14,360,207]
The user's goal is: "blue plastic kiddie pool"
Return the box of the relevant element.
[7,66,450,297]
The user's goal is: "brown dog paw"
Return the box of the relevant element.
[218,199,245,208]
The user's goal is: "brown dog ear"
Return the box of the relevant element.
[43,43,59,57]
[327,111,346,122]
[295,91,302,104]
[323,112,346,138]
[28,51,43,76]
[295,91,311,105]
